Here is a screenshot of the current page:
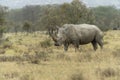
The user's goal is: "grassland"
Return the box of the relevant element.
[0,30,120,80]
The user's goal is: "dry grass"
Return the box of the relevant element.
[0,30,120,80]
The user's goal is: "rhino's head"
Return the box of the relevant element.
[50,27,66,46]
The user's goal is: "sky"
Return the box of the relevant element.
[0,0,120,9]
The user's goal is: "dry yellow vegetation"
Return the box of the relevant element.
[0,30,120,80]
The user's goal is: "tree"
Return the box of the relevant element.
[0,5,7,38]
[22,21,31,34]
[6,5,43,32]
[92,6,119,30]
[14,24,20,34]
[39,0,95,33]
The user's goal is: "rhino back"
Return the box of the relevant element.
[63,24,103,44]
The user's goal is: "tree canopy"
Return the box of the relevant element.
[4,0,120,32]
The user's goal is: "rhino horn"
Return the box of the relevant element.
[48,29,57,42]
[51,34,57,42]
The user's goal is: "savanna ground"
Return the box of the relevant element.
[0,30,120,80]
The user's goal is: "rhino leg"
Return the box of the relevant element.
[91,41,98,51]
[73,41,79,52]
[96,36,103,49]
[64,43,69,51]
[97,40,103,49]
[75,45,79,52]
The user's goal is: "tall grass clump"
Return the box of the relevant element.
[20,74,34,80]
[96,67,119,79]
[40,38,52,48]
[31,51,49,64]
[69,71,85,80]
[0,37,12,49]
[56,53,71,61]
[77,52,92,62]
[112,49,120,58]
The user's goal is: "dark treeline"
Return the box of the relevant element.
[0,5,8,37]
[1,0,120,34]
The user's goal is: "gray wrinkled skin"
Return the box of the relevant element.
[54,24,103,51]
